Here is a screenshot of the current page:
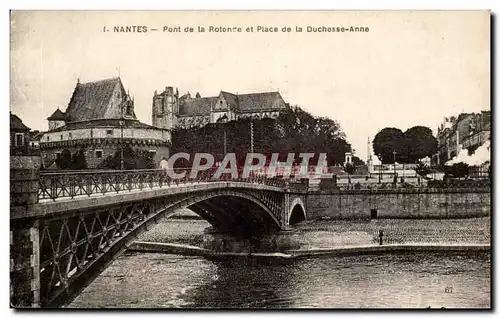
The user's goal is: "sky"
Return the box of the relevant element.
[10,10,490,163]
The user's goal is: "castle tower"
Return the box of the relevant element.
[152,86,178,130]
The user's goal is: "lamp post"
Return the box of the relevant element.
[393,151,397,178]
[120,119,124,170]
[223,129,227,156]
[218,114,228,157]
[378,158,382,183]
[250,119,254,154]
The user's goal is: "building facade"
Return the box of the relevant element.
[433,111,491,165]
[40,77,171,169]
[152,87,288,130]
[10,112,32,155]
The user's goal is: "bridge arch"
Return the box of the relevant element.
[288,197,306,225]
[180,189,283,234]
[35,187,285,307]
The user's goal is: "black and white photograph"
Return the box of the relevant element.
[8,9,491,309]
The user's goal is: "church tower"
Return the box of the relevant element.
[152,86,179,130]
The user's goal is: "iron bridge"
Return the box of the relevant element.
[11,168,308,307]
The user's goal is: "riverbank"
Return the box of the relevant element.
[128,240,490,261]
[137,212,490,250]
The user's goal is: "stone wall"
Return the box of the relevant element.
[42,127,170,143]
[10,156,41,307]
[41,144,169,169]
[305,189,490,220]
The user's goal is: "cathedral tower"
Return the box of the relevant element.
[152,86,179,130]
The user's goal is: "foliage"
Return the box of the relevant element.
[70,147,88,170]
[373,126,437,164]
[55,149,72,169]
[352,156,365,166]
[444,162,470,178]
[344,163,355,175]
[414,162,432,177]
[403,126,438,163]
[98,145,155,170]
[171,105,353,167]
[372,128,406,164]
[467,144,480,156]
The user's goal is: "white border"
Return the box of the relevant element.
[3,1,498,317]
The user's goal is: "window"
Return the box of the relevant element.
[14,133,24,146]
[106,129,113,136]
[95,150,103,159]
[60,135,63,141]
[69,132,72,139]
[56,152,61,159]
[47,136,50,141]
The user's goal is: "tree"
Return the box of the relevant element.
[55,149,72,169]
[171,104,354,167]
[352,156,365,166]
[344,163,355,175]
[135,150,156,169]
[415,162,431,177]
[403,126,438,163]
[373,128,406,164]
[98,145,143,170]
[373,126,438,164]
[70,147,87,170]
[444,162,469,178]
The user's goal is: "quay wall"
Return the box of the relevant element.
[304,189,491,220]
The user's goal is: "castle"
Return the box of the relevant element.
[152,87,289,129]
[40,78,170,169]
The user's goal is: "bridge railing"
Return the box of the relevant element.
[38,168,291,201]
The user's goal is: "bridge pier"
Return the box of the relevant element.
[10,156,41,308]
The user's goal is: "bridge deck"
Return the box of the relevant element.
[12,181,287,219]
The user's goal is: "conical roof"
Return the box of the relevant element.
[47,108,66,121]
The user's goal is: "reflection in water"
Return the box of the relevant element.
[70,251,490,308]
[201,232,301,253]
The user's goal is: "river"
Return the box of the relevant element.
[69,216,491,309]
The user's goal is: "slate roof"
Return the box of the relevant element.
[178,97,217,116]
[47,108,66,121]
[221,91,239,110]
[237,92,285,113]
[48,119,161,132]
[10,112,30,131]
[178,91,286,116]
[28,131,44,141]
[65,77,133,122]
